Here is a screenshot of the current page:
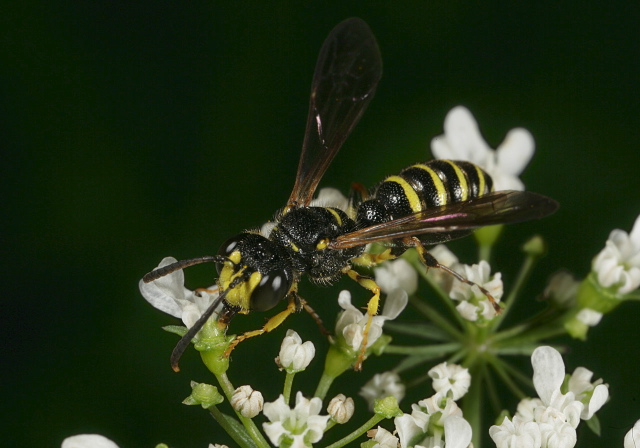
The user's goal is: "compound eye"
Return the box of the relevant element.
[250,269,290,312]
[216,235,243,274]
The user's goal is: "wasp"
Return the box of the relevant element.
[143,18,558,371]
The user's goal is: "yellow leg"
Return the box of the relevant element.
[224,294,298,357]
[346,269,381,371]
[352,248,395,267]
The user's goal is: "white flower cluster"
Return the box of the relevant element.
[490,346,609,448]
[592,214,640,295]
[262,392,331,448]
[334,288,408,352]
[383,362,472,448]
[426,245,504,322]
[360,371,406,411]
[431,105,534,191]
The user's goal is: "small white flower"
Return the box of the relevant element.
[531,346,584,429]
[567,367,609,420]
[374,258,419,295]
[431,106,534,191]
[371,426,399,448]
[209,444,230,448]
[489,415,541,448]
[335,289,408,352]
[394,395,468,448]
[230,385,264,418]
[62,435,119,448]
[327,394,354,424]
[544,271,580,308]
[428,362,471,401]
[263,392,330,448]
[139,257,220,328]
[575,308,603,327]
[276,329,315,372]
[360,371,406,411]
[414,394,463,427]
[538,420,577,448]
[309,187,350,212]
[624,419,640,448]
[516,398,543,423]
[449,261,503,322]
[592,214,640,295]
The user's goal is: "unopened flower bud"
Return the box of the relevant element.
[276,329,315,372]
[327,394,354,424]
[230,385,264,418]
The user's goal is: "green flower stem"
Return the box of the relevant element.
[489,321,534,344]
[484,366,501,416]
[208,406,257,448]
[492,251,539,330]
[215,372,270,448]
[506,320,567,345]
[478,242,492,263]
[498,356,534,390]
[486,354,527,400]
[465,361,485,448]
[408,294,464,341]
[315,371,336,402]
[323,413,385,448]
[283,371,295,405]
[383,341,461,356]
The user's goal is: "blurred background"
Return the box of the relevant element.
[3,2,639,447]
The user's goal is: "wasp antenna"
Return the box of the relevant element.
[170,287,229,372]
[169,271,250,372]
[143,255,227,283]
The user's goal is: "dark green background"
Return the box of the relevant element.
[3,2,639,447]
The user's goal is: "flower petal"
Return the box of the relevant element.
[62,434,120,448]
[496,128,534,176]
[532,346,565,404]
[444,415,472,448]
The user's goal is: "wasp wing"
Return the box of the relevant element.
[329,190,559,249]
[288,18,383,206]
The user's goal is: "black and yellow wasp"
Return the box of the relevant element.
[143,18,558,371]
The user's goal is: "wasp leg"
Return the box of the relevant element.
[297,294,330,336]
[408,236,502,314]
[352,247,395,267]
[345,268,382,371]
[223,292,299,357]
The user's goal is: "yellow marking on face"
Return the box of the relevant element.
[222,267,263,312]
[316,238,329,250]
[218,262,258,312]
[386,175,422,212]
[228,250,242,264]
[326,207,343,226]
[412,164,447,205]
[290,241,299,252]
[444,160,469,201]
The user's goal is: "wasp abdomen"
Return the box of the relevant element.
[356,159,493,228]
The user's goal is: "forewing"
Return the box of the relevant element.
[288,18,383,206]
[330,190,559,249]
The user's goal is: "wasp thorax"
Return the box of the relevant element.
[216,233,293,312]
